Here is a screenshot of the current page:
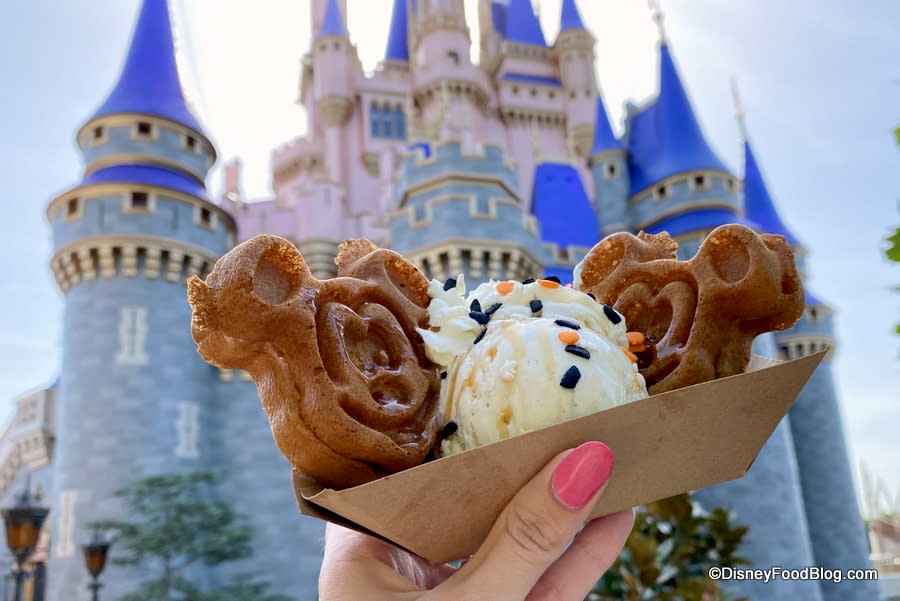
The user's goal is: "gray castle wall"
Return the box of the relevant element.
[209,378,324,600]
[788,360,883,601]
[47,276,216,599]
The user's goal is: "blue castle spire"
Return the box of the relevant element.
[627,43,730,195]
[591,95,621,155]
[743,140,800,246]
[505,0,547,46]
[89,0,205,136]
[317,0,348,38]
[559,0,587,32]
[385,0,410,61]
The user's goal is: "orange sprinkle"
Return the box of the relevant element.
[621,347,638,363]
[558,330,580,345]
[627,331,645,348]
[630,344,646,353]
[495,281,515,296]
[538,279,561,289]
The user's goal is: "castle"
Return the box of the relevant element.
[0,0,881,599]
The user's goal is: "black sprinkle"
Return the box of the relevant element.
[587,293,596,301]
[485,302,502,316]
[470,298,482,313]
[469,310,489,325]
[521,277,536,285]
[565,345,591,360]
[441,421,459,438]
[473,327,487,345]
[560,365,582,389]
[440,371,448,379]
[443,277,457,291]
[544,275,561,284]
[555,319,581,330]
[529,299,543,313]
[602,305,622,324]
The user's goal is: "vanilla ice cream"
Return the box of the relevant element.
[417,276,648,456]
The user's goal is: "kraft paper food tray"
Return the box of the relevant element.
[293,351,826,564]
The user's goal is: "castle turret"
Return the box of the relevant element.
[46,1,230,596]
[588,95,629,236]
[554,0,596,157]
[384,0,411,64]
[742,133,881,601]
[624,18,743,258]
[617,19,825,600]
[390,142,542,285]
[312,0,358,183]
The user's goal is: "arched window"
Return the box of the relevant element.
[370,102,381,138]
[395,105,406,140]
[382,103,393,138]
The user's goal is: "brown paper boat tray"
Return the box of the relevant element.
[293,351,826,564]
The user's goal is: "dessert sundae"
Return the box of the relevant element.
[187,224,804,489]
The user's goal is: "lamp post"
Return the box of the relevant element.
[81,532,111,601]
[1,476,49,601]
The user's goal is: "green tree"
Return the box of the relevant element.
[90,470,293,601]
[588,493,750,601]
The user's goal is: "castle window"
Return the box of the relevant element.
[200,207,212,225]
[66,197,79,216]
[512,86,520,95]
[530,88,538,98]
[690,174,710,191]
[604,162,618,179]
[394,106,407,140]
[549,91,556,99]
[808,307,819,322]
[726,177,737,192]
[569,90,576,99]
[136,121,153,136]
[382,103,394,138]
[185,135,197,152]
[369,102,382,138]
[447,51,460,65]
[654,185,669,201]
[130,192,149,209]
[93,126,104,140]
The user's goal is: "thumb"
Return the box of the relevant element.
[455,441,615,600]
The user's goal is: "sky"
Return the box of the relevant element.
[2,1,898,513]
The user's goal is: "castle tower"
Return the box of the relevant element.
[484,0,566,206]
[408,0,496,152]
[620,21,825,600]
[312,0,356,184]
[623,19,743,259]
[743,134,881,601]
[45,0,230,596]
[389,142,543,286]
[588,95,629,237]
[554,0,596,157]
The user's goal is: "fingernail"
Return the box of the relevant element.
[551,441,615,509]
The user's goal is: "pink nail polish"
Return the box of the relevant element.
[551,441,615,509]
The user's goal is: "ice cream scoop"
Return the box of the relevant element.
[418,277,648,456]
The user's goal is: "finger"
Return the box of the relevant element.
[527,509,635,601]
[454,441,616,601]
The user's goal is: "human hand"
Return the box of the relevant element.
[319,441,634,601]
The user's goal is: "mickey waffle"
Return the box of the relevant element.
[574,224,805,394]
[187,235,441,489]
